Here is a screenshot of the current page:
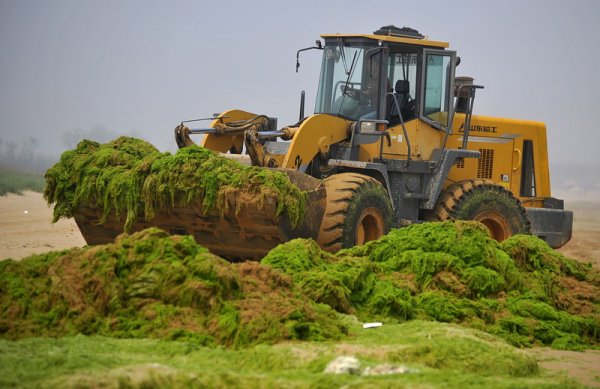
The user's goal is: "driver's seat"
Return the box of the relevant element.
[388,80,413,123]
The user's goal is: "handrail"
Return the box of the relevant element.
[438,83,484,167]
[385,91,412,167]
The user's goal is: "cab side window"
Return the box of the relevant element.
[388,53,418,97]
[423,53,452,126]
[387,53,418,122]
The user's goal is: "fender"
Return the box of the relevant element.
[281,114,350,170]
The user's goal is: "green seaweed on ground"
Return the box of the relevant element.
[2,220,598,351]
[379,249,464,291]
[262,221,600,349]
[263,239,354,313]
[0,228,346,347]
[365,280,414,320]
[343,221,498,267]
[415,291,467,322]
[262,239,382,317]
[260,238,331,273]
[2,321,583,389]
[44,137,307,231]
[461,266,506,297]
[502,234,592,280]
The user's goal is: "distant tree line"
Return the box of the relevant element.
[0,137,55,174]
[0,126,121,174]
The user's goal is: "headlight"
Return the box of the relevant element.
[359,121,377,132]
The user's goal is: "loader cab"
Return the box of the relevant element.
[314,40,384,121]
[315,26,456,131]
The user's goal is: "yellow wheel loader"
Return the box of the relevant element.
[75,25,573,259]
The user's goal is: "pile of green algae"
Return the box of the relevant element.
[0,228,346,347]
[262,221,600,350]
[1,221,598,350]
[43,137,307,230]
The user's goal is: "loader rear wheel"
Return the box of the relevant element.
[429,179,531,242]
[318,173,393,252]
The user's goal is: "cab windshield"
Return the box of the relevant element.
[314,42,380,120]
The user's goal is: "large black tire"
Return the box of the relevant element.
[429,179,531,241]
[317,173,394,252]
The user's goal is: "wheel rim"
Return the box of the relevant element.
[474,211,511,241]
[355,207,385,245]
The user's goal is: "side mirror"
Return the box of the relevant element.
[296,41,324,73]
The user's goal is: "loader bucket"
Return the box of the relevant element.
[73,169,326,260]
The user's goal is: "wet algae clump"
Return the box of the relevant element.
[1,221,597,351]
[262,221,600,349]
[0,228,346,347]
[43,137,307,230]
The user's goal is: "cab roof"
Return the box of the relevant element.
[320,33,449,49]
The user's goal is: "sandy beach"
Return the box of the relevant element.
[0,191,85,260]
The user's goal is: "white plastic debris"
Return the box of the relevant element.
[362,322,383,329]
[24,210,29,214]
[323,356,360,375]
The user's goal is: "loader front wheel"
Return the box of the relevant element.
[318,173,393,252]
[429,179,531,242]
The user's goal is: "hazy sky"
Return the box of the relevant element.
[1,0,599,169]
